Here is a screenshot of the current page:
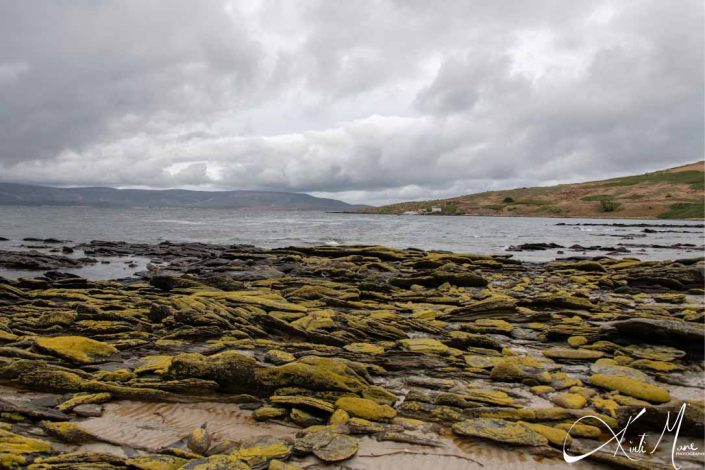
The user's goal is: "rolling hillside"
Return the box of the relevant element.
[0,183,367,211]
[364,162,704,219]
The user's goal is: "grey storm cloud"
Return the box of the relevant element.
[0,0,702,205]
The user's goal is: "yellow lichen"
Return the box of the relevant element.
[41,422,96,444]
[125,454,187,470]
[57,392,112,412]
[329,409,350,425]
[94,369,135,382]
[0,429,52,468]
[343,343,385,355]
[551,392,586,409]
[335,396,396,421]
[34,336,117,364]
[567,336,588,348]
[589,374,670,403]
[269,460,304,470]
[530,385,554,395]
[556,422,602,438]
[398,338,449,355]
[237,437,291,462]
[362,386,396,405]
[543,347,603,361]
[519,421,572,447]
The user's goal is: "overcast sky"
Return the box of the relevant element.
[0,1,702,205]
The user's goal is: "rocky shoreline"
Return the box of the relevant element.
[0,242,703,469]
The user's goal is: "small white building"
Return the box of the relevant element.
[430,206,442,213]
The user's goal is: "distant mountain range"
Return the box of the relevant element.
[362,161,704,219]
[0,183,368,211]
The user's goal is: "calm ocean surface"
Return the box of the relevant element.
[0,206,702,263]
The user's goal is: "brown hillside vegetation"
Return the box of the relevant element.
[364,161,704,219]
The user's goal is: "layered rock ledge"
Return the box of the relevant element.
[0,243,703,469]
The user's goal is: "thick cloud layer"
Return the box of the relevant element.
[0,0,702,204]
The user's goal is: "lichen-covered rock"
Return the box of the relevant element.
[602,318,705,351]
[270,395,335,414]
[56,393,112,412]
[551,392,587,409]
[236,435,292,465]
[555,422,602,438]
[527,294,595,310]
[187,426,210,455]
[343,343,385,355]
[166,351,259,393]
[34,336,117,364]
[452,418,548,446]
[257,357,369,393]
[294,428,358,463]
[490,356,553,383]
[41,421,96,444]
[125,454,187,470]
[135,355,173,375]
[543,347,603,361]
[589,374,670,403]
[0,242,701,467]
[268,460,304,470]
[362,385,397,405]
[0,360,84,392]
[398,338,449,355]
[519,421,572,447]
[180,454,251,470]
[567,336,588,348]
[290,407,324,427]
[0,429,52,469]
[93,369,135,382]
[254,406,288,421]
[335,396,396,421]
[329,408,350,425]
[313,433,359,462]
[265,350,296,365]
